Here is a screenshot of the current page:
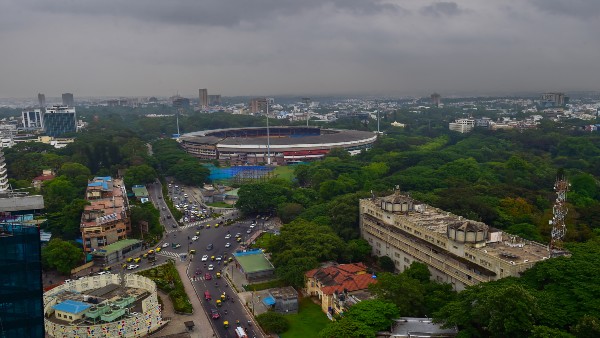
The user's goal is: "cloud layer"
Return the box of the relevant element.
[1,0,599,98]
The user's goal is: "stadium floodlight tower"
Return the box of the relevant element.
[263,98,272,165]
[549,176,570,257]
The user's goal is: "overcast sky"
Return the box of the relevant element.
[1,0,599,98]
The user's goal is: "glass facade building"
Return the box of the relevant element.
[42,106,77,137]
[0,220,44,338]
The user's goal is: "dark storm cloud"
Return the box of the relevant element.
[420,2,464,17]
[26,0,402,27]
[530,0,600,19]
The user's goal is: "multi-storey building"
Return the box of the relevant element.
[38,93,46,107]
[0,150,9,191]
[448,119,475,133]
[61,93,74,107]
[208,94,221,106]
[43,105,77,137]
[80,177,130,253]
[199,88,208,109]
[0,192,45,338]
[360,190,552,291]
[22,109,44,130]
[541,92,566,107]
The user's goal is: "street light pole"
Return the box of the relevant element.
[266,99,271,165]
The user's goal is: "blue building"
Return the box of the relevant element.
[0,193,45,338]
[43,105,77,137]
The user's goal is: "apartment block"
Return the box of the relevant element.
[448,119,475,133]
[80,177,130,253]
[360,189,552,291]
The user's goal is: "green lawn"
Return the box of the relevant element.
[251,232,274,250]
[281,298,330,338]
[207,202,234,208]
[273,165,296,181]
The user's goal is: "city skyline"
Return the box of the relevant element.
[1,0,599,98]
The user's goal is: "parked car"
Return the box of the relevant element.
[127,264,139,270]
[202,255,209,261]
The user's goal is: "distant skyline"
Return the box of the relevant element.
[1,0,599,98]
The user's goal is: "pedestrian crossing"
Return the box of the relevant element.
[190,276,208,282]
[156,251,182,258]
[165,223,195,233]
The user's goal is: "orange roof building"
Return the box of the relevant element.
[305,262,376,315]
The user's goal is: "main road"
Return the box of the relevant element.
[148,180,263,338]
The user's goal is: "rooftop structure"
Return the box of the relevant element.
[43,274,163,337]
[81,177,130,252]
[233,249,275,282]
[448,119,474,133]
[360,189,554,291]
[305,262,376,315]
[381,317,458,338]
[131,185,149,203]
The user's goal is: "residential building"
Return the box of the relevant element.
[90,239,142,265]
[62,93,74,107]
[305,262,377,315]
[448,119,475,133]
[199,88,208,109]
[38,93,46,107]
[250,98,267,114]
[431,93,441,107]
[43,105,77,137]
[172,96,190,108]
[80,177,130,253]
[208,94,221,106]
[32,169,56,190]
[261,287,299,314]
[22,109,44,130]
[541,92,566,107]
[359,189,552,291]
[0,150,8,191]
[0,192,45,338]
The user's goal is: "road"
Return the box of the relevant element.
[150,180,262,338]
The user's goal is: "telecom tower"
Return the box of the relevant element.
[549,176,569,256]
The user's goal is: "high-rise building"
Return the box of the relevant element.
[430,93,441,107]
[42,105,77,137]
[172,96,190,108]
[541,92,566,107]
[208,94,221,106]
[0,150,8,191]
[199,88,208,109]
[0,193,45,338]
[61,93,74,107]
[38,93,46,107]
[250,98,268,114]
[21,109,44,130]
[80,177,130,252]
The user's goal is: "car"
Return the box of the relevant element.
[246,229,252,234]
[162,243,169,248]
[162,207,166,210]
[97,271,110,276]
[130,312,139,316]
[211,309,220,319]
[216,255,222,261]
[205,273,212,280]
[196,231,201,235]
[127,264,139,270]
[206,243,213,250]
[225,234,232,239]
[249,224,255,229]
[166,215,172,219]
[206,224,211,228]
[235,233,241,238]
[171,224,177,228]
[192,236,199,241]
[208,264,214,271]
[202,255,209,261]
[236,237,242,243]
[172,243,181,249]
[225,242,231,248]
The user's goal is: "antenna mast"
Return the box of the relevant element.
[549,176,569,256]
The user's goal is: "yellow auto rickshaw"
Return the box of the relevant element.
[216,272,221,279]
[155,247,161,252]
[216,299,222,307]
[223,320,229,328]
[228,257,233,262]
[211,256,215,261]
[189,249,196,255]
[134,257,141,263]
[126,257,133,262]
[143,253,148,258]
[215,223,219,228]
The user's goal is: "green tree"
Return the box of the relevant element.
[344,299,400,332]
[277,202,304,224]
[124,164,157,187]
[42,177,79,212]
[237,182,291,215]
[58,162,91,180]
[319,318,375,338]
[42,239,83,275]
[368,272,425,316]
[378,256,395,272]
[572,315,600,338]
[342,239,372,263]
[531,326,574,338]
[255,311,290,334]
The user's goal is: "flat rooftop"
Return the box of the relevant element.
[233,250,274,273]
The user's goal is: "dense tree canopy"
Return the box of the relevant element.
[42,239,84,275]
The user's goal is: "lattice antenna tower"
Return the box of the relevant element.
[549,176,569,254]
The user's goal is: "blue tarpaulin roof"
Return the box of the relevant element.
[262,296,276,306]
[52,300,91,314]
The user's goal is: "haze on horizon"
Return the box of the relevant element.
[1,0,599,99]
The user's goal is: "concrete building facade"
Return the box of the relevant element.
[360,190,553,291]
[81,177,130,253]
[448,119,475,133]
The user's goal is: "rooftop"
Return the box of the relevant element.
[131,185,149,197]
[387,318,458,338]
[306,263,377,295]
[233,250,274,273]
[52,300,91,314]
[91,239,141,256]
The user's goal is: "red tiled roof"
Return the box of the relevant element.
[33,174,55,182]
[321,273,377,295]
[305,262,375,293]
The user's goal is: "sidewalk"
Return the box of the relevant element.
[174,261,216,338]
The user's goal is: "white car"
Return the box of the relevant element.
[192,236,199,241]
[208,264,214,271]
[162,243,169,248]
[225,234,232,239]
[249,224,256,229]
[127,264,139,270]
[201,255,209,261]
[225,242,231,248]
[246,229,252,234]
[97,271,110,276]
